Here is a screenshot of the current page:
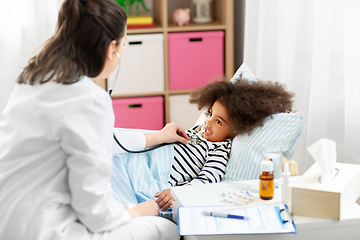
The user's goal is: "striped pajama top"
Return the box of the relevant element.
[169,125,232,186]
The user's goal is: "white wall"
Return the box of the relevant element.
[0,1,62,115]
[241,0,360,174]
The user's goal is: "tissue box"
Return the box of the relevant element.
[291,162,360,220]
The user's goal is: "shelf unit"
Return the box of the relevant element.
[97,0,234,125]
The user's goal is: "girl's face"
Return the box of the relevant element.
[201,101,231,142]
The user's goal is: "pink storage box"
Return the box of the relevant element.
[112,96,164,130]
[168,31,224,90]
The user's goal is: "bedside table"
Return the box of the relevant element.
[171,179,360,240]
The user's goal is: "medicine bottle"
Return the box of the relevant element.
[259,161,274,200]
[281,162,291,203]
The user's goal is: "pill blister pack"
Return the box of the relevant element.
[221,191,255,205]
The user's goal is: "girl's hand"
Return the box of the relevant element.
[145,122,190,148]
[154,189,174,211]
[126,200,160,218]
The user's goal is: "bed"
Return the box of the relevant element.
[110,63,305,206]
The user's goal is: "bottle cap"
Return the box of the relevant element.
[261,160,273,172]
[283,162,291,177]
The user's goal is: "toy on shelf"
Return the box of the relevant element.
[172,8,191,27]
[192,0,212,23]
[115,0,150,15]
[127,15,154,29]
[115,0,154,29]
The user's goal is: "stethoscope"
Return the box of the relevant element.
[109,50,171,153]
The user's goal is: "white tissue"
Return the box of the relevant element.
[307,138,336,184]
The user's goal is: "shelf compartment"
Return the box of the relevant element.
[167,0,228,26]
[169,94,203,130]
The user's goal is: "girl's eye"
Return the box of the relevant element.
[209,111,213,117]
[216,119,222,125]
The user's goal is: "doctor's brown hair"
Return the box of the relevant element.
[18,0,127,85]
[189,77,294,137]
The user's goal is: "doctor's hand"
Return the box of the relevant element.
[160,122,190,144]
[126,200,160,218]
[144,122,190,148]
[155,189,174,211]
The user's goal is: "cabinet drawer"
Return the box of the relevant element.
[168,31,224,90]
[112,96,164,130]
[109,33,165,95]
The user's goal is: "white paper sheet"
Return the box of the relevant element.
[178,204,296,236]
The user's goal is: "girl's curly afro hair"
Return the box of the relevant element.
[189,77,294,137]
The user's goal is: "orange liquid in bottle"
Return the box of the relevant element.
[259,171,274,200]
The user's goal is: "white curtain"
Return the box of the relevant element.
[0,0,63,114]
[244,0,360,174]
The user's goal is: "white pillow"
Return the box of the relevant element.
[223,112,305,181]
[195,62,305,181]
[230,62,256,82]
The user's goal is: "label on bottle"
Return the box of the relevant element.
[259,178,274,200]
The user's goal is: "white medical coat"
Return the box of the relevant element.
[0,77,146,239]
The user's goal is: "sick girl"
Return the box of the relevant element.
[155,77,294,210]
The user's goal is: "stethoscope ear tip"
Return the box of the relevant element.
[112,50,121,59]
[108,51,122,96]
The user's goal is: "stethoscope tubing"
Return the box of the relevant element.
[109,51,171,153]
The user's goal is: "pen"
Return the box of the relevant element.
[203,211,248,220]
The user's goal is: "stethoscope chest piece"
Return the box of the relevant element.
[190,135,201,144]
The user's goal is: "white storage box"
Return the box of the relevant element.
[108,33,164,95]
[169,94,204,130]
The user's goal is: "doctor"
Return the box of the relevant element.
[0,0,189,239]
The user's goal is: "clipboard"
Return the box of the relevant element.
[177,204,297,236]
